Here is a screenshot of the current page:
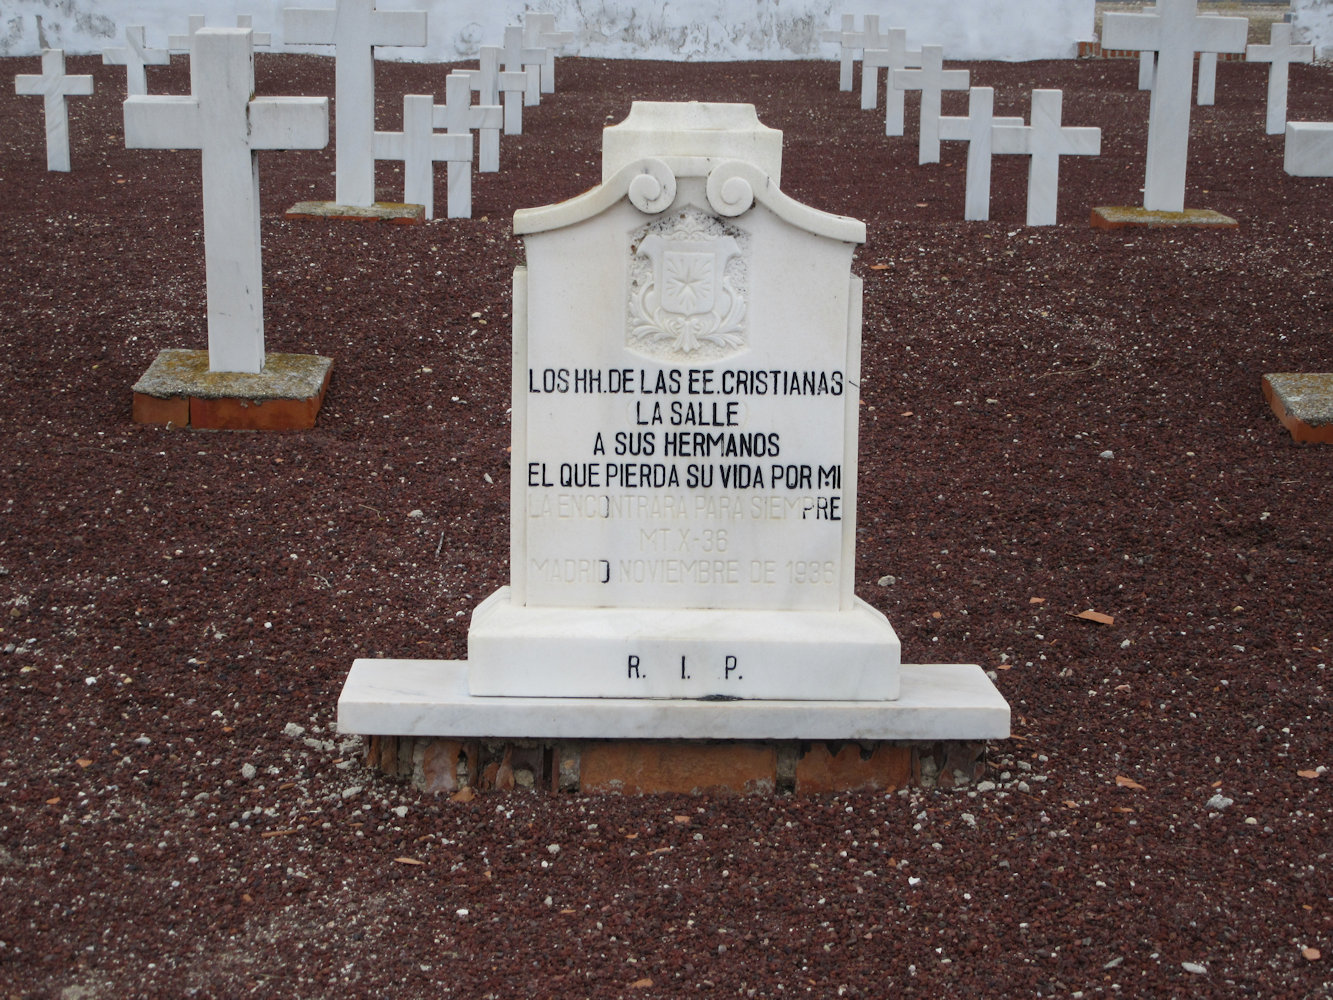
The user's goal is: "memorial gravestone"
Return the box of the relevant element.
[992,90,1101,227]
[939,88,1023,221]
[820,13,857,91]
[339,103,1008,789]
[434,73,502,215]
[373,94,470,220]
[14,48,93,173]
[523,12,574,94]
[892,45,970,165]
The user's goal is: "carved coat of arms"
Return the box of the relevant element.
[628,209,749,360]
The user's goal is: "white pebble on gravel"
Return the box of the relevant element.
[240,763,257,780]
[1206,793,1234,811]
[1181,962,1207,975]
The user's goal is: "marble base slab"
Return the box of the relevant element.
[131,349,332,430]
[338,659,1010,741]
[1263,372,1333,443]
[1090,206,1238,229]
[285,200,425,224]
[466,587,901,700]
[1284,122,1333,177]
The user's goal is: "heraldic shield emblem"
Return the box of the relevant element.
[627,207,750,361]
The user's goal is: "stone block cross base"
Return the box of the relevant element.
[132,349,333,430]
[1089,206,1237,229]
[363,734,993,796]
[1263,373,1333,444]
[285,200,425,224]
[340,658,1009,795]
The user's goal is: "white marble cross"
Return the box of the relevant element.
[820,14,855,91]
[123,29,328,373]
[1102,0,1246,212]
[503,24,546,108]
[992,90,1101,227]
[102,26,169,96]
[939,87,1024,221]
[236,15,273,48]
[374,94,470,220]
[892,45,970,165]
[1249,22,1315,135]
[284,0,428,207]
[499,63,531,135]
[855,19,891,110]
[433,73,501,212]
[14,49,94,172]
[865,28,922,135]
[168,15,206,52]
[460,46,506,168]
[524,12,573,94]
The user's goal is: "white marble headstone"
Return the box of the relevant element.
[123,28,328,373]
[820,13,856,91]
[467,102,903,702]
[434,73,502,207]
[523,12,573,94]
[284,0,427,208]
[14,49,93,173]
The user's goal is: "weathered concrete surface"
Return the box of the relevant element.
[1263,372,1333,443]
[1090,205,1239,228]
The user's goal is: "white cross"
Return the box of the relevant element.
[1249,22,1314,135]
[123,29,328,373]
[236,16,273,49]
[503,24,546,108]
[1102,0,1246,212]
[102,26,169,96]
[939,87,1024,221]
[855,18,891,110]
[892,45,970,165]
[524,13,573,94]
[460,46,505,169]
[864,29,922,135]
[374,94,470,220]
[992,90,1101,227]
[1139,50,1155,90]
[284,0,428,207]
[498,63,531,136]
[433,74,501,216]
[820,14,855,91]
[14,49,93,172]
[168,15,206,53]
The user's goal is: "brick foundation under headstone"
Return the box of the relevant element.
[1263,372,1333,443]
[361,735,991,795]
[132,348,333,430]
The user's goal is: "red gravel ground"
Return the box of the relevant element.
[1,51,1331,998]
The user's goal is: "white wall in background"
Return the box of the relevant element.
[1292,0,1333,60]
[2,0,1094,62]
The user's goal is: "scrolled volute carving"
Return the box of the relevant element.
[705,160,760,217]
[627,158,678,215]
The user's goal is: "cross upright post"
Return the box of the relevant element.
[461,46,505,170]
[992,89,1101,226]
[433,73,501,215]
[375,94,470,220]
[1248,22,1315,135]
[1102,0,1246,212]
[892,45,970,165]
[1139,50,1155,90]
[284,0,428,207]
[503,24,546,108]
[123,28,328,373]
[14,49,94,172]
[939,87,1024,221]
[524,13,573,94]
[102,26,169,96]
[820,14,855,91]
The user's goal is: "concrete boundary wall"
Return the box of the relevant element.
[1,0,1094,62]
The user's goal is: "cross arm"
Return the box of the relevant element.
[1100,12,1162,52]
[249,97,330,150]
[371,10,428,47]
[1197,16,1248,54]
[123,95,202,149]
[282,7,337,44]
[990,123,1031,155]
[1058,127,1101,157]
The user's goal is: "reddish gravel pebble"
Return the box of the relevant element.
[0,53,1330,998]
